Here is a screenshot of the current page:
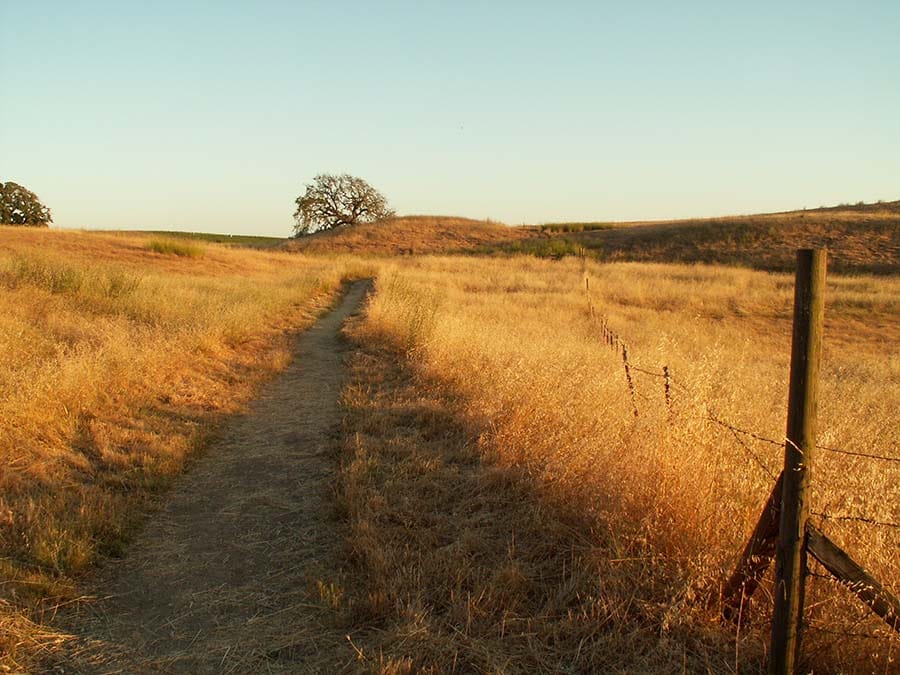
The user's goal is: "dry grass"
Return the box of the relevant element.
[283,216,534,256]
[559,200,900,274]
[3,216,897,671]
[337,339,740,672]
[285,203,898,276]
[341,255,899,672]
[0,226,370,671]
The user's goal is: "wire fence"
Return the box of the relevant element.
[580,269,898,517]
[578,263,899,649]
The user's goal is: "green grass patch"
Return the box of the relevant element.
[539,222,616,233]
[146,238,204,257]
[143,231,286,248]
[498,237,598,259]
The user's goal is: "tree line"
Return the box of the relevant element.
[2,173,393,234]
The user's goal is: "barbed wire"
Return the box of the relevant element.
[721,423,779,481]
[623,341,897,466]
[633,388,653,404]
[580,278,900,646]
[812,511,900,530]
[797,623,895,673]
[704,413,784,447]
[817,445,900,464]
[808,562,900,600]
[805,624,897,640]
[582,285,898,473]
[642,363,898,465]
[628,364,666,379]
[705,419,900,528]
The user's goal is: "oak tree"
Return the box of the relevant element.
[293,174,393,236]
[0,181,52,226]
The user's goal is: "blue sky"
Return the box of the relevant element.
[2,1,898,236]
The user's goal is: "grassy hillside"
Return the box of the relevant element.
[281,201,898,274]
[100,199,900,275]
[0,227,368,670]
[283,215,533,255]
[109,230,288,248]
[548,200,900,274]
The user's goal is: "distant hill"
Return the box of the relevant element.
[283,215,531,255]
[543,200,900,274]
[283,202,898,274]
[102,200,897,274]
[112,230,287,249]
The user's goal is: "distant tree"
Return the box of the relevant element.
[293,174,394,236]
[0,181,53,226]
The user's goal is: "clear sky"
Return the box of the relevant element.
[2,1,898,236]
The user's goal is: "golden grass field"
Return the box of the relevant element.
[0,226,370,668]
[341,255,899,672]
[1,214,897,672]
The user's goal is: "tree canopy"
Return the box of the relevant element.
[0,181,52,226]
[293,174,393,236]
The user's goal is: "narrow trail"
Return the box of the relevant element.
[50,281,370,674]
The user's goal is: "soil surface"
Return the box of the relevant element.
[48,281,370,674]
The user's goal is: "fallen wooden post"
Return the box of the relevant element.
[807,525,900,633]
[721,472,783,622]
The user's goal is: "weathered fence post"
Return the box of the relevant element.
[721,473,783,621]
[770,249,827,674]
[663,365,672,416]
[807,526,900,631]
[621,344,638,418]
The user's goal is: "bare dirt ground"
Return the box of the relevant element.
[46,281,370,674]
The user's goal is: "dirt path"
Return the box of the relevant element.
[50,281,370,674]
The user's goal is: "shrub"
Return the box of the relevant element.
[503,237,595,259]
[146,238,204,257]
[3,255,141,299]
[7,255,84,294]
[539,222,615,233]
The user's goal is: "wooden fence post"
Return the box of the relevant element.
[621,344,638,418]
[770,249,827,674]
[663,366,672,416]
